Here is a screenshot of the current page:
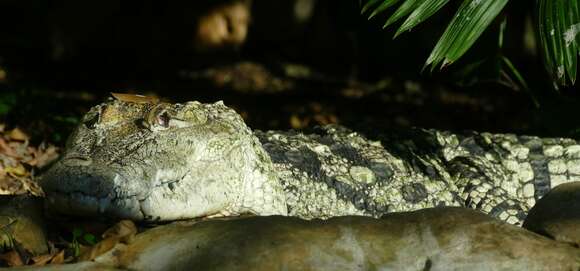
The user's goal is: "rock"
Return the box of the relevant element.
[0,196,48,256]
[523,181,580,247]
[0,261,123,271]
[7,207,580,270]
[81,207,579,270]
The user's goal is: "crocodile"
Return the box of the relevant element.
[40,95,580,224]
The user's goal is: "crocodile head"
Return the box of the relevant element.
[41,96,287,221]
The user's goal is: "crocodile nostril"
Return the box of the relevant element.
[63,156,93,166]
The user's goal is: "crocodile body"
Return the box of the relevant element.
[41,97,580,224]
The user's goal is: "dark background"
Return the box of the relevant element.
[1,0,579,146]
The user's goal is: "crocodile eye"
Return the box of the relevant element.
[155,111,170,128]
[83,106,101,129]
[144,103,173,131]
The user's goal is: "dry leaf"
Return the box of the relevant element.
[328,115,339,124]
[309,103,323,113]
[0,67,5,82]
[0,177,24,195]
[111,93,159,104]
[8,128,28,142]
[78,237,120,261]
[28,145,59,168]
[78,220,137,261]
[290,115,302,129]
[4,164,26,176]
[0,175,44,196]
[20,178,44,197]
[49,250,64,265]
[0,138,18,158]
[0,124,50,197]
[313,114,328,125]
[31,254,54,266]
[0,250,24,267]
[102,220,137,243]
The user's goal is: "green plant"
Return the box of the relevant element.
[0,219,17,252]
[0,93,17,117]
[70,228,97,258]
[361,0,580,88]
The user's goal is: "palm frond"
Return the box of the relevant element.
[426,0,508,69]
[395,0,450,38]
[383,0,426,29]
[362,0,508,70]
[362,0,580,87]
[537,0,580,86]
[366,0,401,19]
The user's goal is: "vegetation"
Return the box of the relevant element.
[362,0,580,89]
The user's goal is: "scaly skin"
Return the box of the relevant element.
[256,126,580,224]
[41,96,580,224]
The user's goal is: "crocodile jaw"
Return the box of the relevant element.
[41,158,239,221]
[42,157,288,221]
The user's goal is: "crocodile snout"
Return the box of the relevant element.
[40,158,147,220]
[42,158,117,198]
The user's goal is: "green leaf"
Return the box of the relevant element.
[501,56,540,107]
[72,228,83,239]
[561,1,578,83]
[368,0,401,19]
[0,93,16,117]
[426,0,509,69]
[498,17,507,49]
[362,0,384,15]
[552,0,568,85]
[537,0,580,86]
[395,0,451,38]
[502,56,529,91]
[83,233,97,246]
[384,0,426,28]
[538,0,556,82]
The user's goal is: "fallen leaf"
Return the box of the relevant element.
[8,128,28,142]
[0,175,44,196]
[49,250,64,264]
[4,164,26,176]
[328,115,339,124]
[0,138,18,157]
[111,93,159,104]
[309,103,323,113]
[78,236,120,261]
[27,145,59,168]
[0,250,23,267]
[8,141,29,158]
[313,114,328,125]
[31,254,54,266]
[290,115,302,129]
[0,177,23,195]
[20,177,44,197]
[0,67,5,82]
[102,220,137,243]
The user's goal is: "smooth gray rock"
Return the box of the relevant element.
[83,208,580,270]
[0,196,48,255]
[524,181,580,247]
[3,262,122,271]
